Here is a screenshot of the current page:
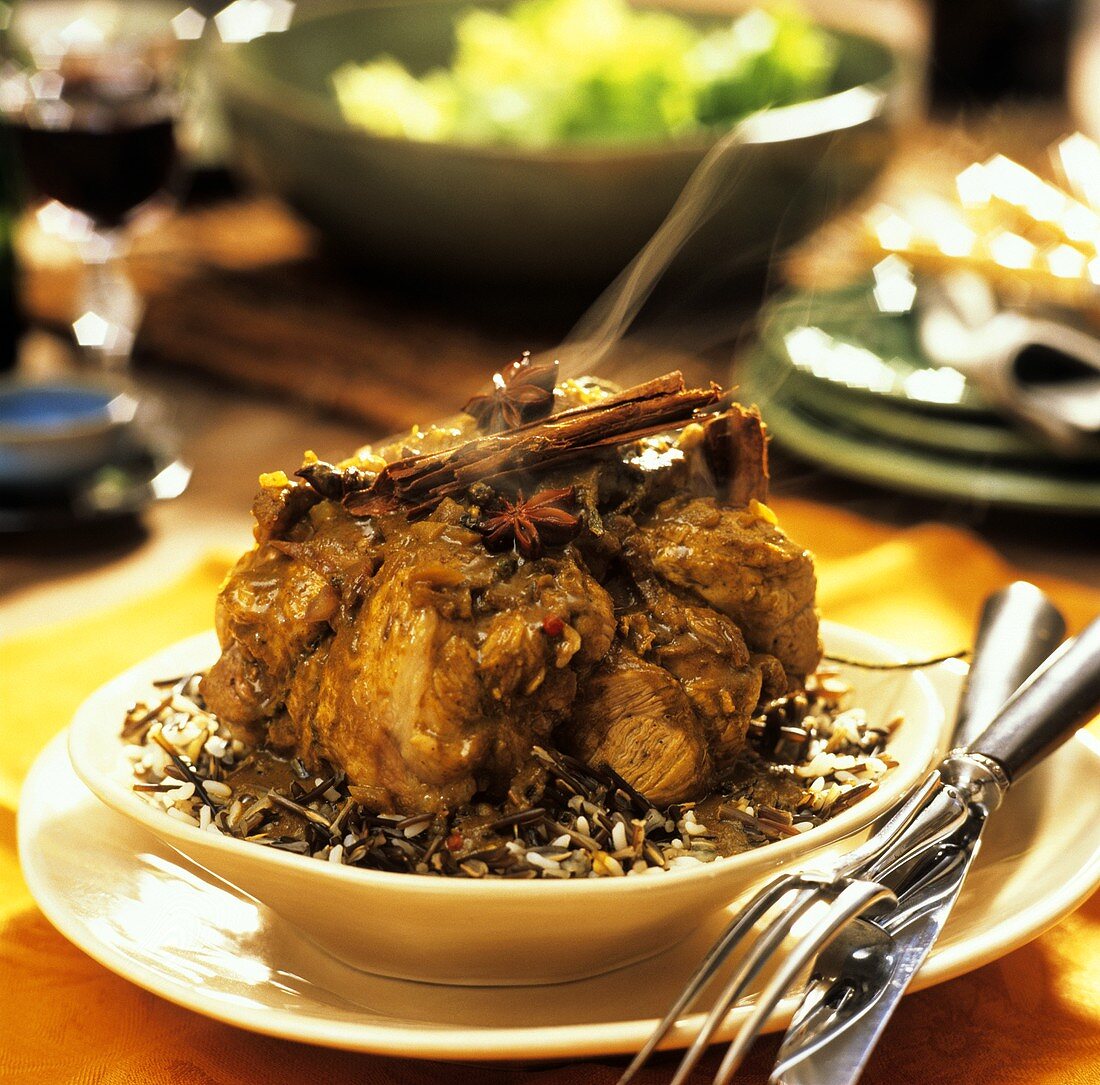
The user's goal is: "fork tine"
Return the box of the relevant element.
[712,880,895,1085]
[666,885,826,1085]
[616,872,807,1085]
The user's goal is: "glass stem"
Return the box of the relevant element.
[74,229,141,371]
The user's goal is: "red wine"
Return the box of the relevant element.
[8,114,177,227]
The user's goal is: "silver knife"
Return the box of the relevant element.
[953,581,1065,746]
[772,611,1100,1085]
[773,581,1064,1080]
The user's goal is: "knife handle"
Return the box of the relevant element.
[964,614,1100,783]
[953,582,1066,747]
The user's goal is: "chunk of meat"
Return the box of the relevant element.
[250,477,320,544]
[203,503,380,742]
[203,545,337,742]
[209,507,616,813]
[205,383,822,818]
[619,565,767,770]
[701,404,770,506]
[559,646,710,806]
[631,496,820,685]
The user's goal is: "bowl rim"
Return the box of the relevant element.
[0,378,138,446]
[67,620,947,899]
[215,0,900,162]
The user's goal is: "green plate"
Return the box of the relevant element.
[740,347,1100,514]
[750,341,1100,463]
[757,281,991,416]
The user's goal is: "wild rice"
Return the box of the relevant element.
[120,670,900,880]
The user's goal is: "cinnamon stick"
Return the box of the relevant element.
[345,371,723,517]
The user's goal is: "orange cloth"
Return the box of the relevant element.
[1,512,1099,1085]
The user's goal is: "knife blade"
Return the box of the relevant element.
[771,612,1100,1085]
[771,816,981,1085]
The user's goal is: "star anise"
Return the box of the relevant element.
[463,353,557,433]
[477,486,580,558]
[296,458,375,500]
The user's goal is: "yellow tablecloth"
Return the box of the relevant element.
[2,500,1098,1085]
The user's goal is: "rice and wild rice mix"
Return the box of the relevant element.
[121,671,900,880]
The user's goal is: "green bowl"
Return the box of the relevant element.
[216,0,911,287]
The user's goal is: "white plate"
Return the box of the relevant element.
[64,624,946,985]
[20,707,1100,1061]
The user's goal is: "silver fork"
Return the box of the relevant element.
[617,773,971,1085]
[619,582,1066,1085]
[764,583,1067,1082]
[768,842,967,1079]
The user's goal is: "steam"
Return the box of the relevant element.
[547,82,884,385]
[553,119,756,382]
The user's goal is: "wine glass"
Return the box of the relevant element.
[0,4,182,370]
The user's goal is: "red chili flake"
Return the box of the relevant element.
[542,615,565,637]
[445,831,464,851]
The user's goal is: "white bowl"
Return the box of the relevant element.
[68,622,948,986]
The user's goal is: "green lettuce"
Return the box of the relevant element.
[333,0,839,146]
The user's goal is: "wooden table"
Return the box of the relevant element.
[0,181,745,626]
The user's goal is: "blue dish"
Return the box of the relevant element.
[0,386,115,432]
[0,380,139,484]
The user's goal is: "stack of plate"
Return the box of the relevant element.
[739,281,1100,513]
